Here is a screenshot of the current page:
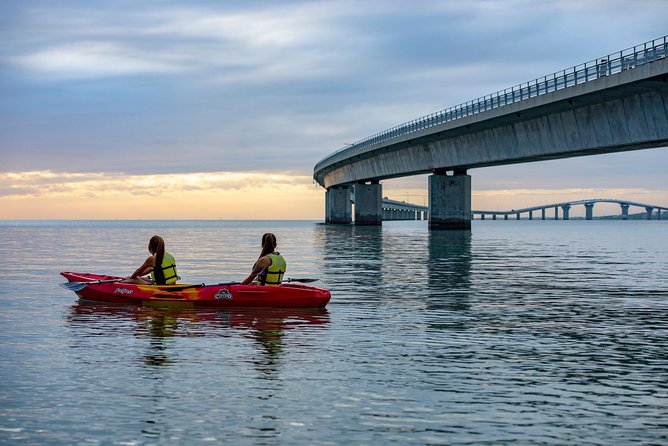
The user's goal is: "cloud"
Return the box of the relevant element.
[0,170,312,198]
[0,170,324,219]
[1,0,667,216]
[6,3,361,83]
[13,41,186,79]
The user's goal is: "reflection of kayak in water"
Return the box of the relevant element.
[60,272,331,308]
[68,300,330,334]
[68,302,330,368]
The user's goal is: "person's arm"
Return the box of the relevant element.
[129,255,155,279]
[242,256,271,285]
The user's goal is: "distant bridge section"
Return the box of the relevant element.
[316,35,668,229]
[382,197,428,221]
[473,199,667,220]
[381,197,666,221]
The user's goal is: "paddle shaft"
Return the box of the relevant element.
[170,278,319,291]
[61,277,319,292]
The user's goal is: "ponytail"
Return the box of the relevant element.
[148,235,166,284]
[259,233,277,258]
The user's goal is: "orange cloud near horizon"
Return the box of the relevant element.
[1,170,666,220]
[0,170,325,220]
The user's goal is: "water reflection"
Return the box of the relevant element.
[316,223,472,311]
[427,231,472,311]
[315,224,383,294]
[68,302,330,369]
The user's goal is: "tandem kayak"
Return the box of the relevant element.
[60,272,331,308]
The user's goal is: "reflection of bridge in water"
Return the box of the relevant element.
[381,197,667,221]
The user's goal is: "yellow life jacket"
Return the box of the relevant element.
[259,252,286,286]
[151,252,178,285]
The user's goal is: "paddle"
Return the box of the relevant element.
[61,277,320,293]
[282,278,319,283]
[60,278,125,292]
[169,278,319,291]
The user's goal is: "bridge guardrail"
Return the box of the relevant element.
[316,35,668,171]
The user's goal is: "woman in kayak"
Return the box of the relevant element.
[124,235,178,285]
[242,233,287,286]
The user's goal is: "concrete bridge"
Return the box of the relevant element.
[382,197,428,221]
[315,35,668,229]
[474,198,667,220]
[380,197,666,221]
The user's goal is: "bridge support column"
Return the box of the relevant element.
[645,206,654,220]
[516,213,520,220]
[658,209,662,220]
[493,214,497,220]
[529,211,533,220]
[355,181,382,226]
[541,209,546,220]
[428,170,471,230]
[585,203,594,220]
[554,207,559,220]
[325,186,352,224]
[621,204,629,220]
[562,204,571,220]
[481,214,486,220]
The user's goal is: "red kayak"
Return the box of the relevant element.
[60,272,331,308]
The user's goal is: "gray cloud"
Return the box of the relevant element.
[1,0,667,194]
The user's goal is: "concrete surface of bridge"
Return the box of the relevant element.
[316,36,668,229]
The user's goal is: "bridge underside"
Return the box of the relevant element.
[318,72,668,187]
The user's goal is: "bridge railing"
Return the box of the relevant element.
[317,35,667,169]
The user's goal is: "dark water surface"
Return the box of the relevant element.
[1,220,667,445]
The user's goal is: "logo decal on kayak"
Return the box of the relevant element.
[215,288,232,300]
[114,288,133,295]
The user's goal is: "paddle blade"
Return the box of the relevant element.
[283,278,319,283]
[60,278,123,292]
[60,281,89,292]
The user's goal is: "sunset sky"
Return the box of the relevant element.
[1,0,667,219]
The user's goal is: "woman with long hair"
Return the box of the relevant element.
[124,235,178,285]
[242,233,286,286]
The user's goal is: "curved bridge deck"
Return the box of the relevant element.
[316,36,668,229]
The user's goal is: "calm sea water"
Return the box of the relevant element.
[0,220,667,445]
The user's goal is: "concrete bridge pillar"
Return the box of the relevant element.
[516,213,520,220]
[562,204,571,220]
[585,203,594,220]
[658,209,662,220]
[481,214,486,220]
[354,181,382,226]
[645,206,654,220]
[541,209,546,220]
[529,210,533,220]
[428,170,471,230]
[621,203,629,220]
[554,206,559,220]
[492,214,497,220]
[504,214,508,220]
[326,186,352,224]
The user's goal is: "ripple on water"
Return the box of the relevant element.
[0,220,667,444]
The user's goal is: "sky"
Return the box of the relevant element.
[1,0,667,219]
